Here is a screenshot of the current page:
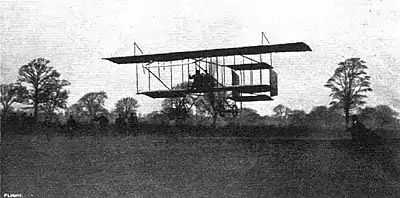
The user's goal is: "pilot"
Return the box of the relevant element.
[189,69,201,79]
[190,70,203,90]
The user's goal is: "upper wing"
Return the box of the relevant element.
[104,42,312,64]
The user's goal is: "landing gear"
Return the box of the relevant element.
[163,94,201,125]
[215,100,239,118]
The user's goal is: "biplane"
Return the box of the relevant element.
[104,33,311,120]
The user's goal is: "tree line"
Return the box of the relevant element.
[0,58,140,125]
[1,57,399,134]
[141,57,399,133]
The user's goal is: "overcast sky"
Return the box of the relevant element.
[1,0,399,115]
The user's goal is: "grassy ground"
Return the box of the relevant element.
[1,133,400,198]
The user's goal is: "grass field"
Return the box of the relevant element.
[2,133,400,197]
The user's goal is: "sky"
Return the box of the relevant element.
[1,0,400,116]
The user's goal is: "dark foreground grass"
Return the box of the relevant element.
[1,134,400,197]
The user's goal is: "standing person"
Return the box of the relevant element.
[66,115,77,139]
[127,112,138,135]
[43,116,52,141]
[5,112,19,136]
[115,114,126,136]
[94,115,110,136]
[18,112,28,135]
[27,113,36,134]
[350,115,366,141]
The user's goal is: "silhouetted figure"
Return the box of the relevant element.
[18,112,28,134]
[351,115,384,149]
[27,113,36,134]
[127,112,138,135]
[66,115,77,138]
[189,69,201,79]
[350,115,366,141]
[93,115,110,136]
[190,70,202,91]
[4,112,19,135]
[97,115,109,127]
[128,112,138,125]
[115,114,126,135]
[43,116,52,141]
[214,100,227,117]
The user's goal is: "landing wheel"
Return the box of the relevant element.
[232,104,239,117]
